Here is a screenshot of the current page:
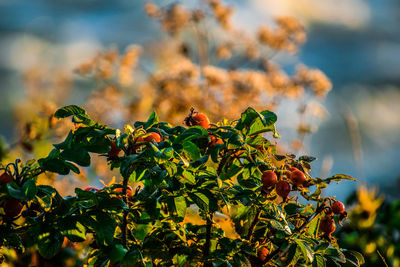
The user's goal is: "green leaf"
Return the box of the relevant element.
[81,212,117,246]
[284,203,302,216]
[120,154,140,179]
[60,219,86,242]
[110,244,128,264]
[173,127,208,145]
[307,214,321,237]
[182,141,201,161]
[65,161,80,174]
[36,185,58,209]
[235,107,262,130]
[22,180,37,200]
[325,248,346,263]
[343,250,365,266]
[144,111,159,129]
[98,197,127,211]
[54,105,86,118]
[235,108,278,136]
[173,254,188,267]
[299,155,317,162]
[61,147,91,167]
[133,224,153,242]
[189,192,210,212]
[122,249,141,265]
[295,240,314,263]
[174,196,187,218]
[38,157,70,175]
[260,110,278,126]
[37,231,64,259]
[312,254,326,267]
[286,244,300,266]
[324,174,356,183]
[54,131,74,150]
[72,114,94,126]
[181,170,196,184]
[6,183,26,200]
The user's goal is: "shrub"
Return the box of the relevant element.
[0,105,363,266]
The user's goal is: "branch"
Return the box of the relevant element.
[247,208,261,242]
[121,174,129,247]
[203,213,213,265]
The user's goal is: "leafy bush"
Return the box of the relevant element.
[0,105,363,266]
[338,186,399,266]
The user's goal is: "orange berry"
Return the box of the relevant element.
[143,132,162,143]
[257,247,269,261]
[114,185,133,199]
[261,170,277,188]
[276,180,290,199]
[192,113,210,129]
[331,201,345,215]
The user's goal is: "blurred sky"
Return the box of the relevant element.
[0,0,399,200]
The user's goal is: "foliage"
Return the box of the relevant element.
[0,105,363,266]
[338,186,399,267]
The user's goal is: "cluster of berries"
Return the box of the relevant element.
[320,200,347,238]
[261,166,307,200]
[260,168,347,239]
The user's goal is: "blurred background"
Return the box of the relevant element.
[0,0,400,266]
[1,0,399,199]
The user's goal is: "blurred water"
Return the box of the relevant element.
[0,0,399,199]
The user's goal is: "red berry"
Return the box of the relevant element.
[114,185,133,199]
[257,247,269,261]
[84,187,99,192]
[289,168,306,186]
[320,215,336,236]
[143,132,162,143]
[108,142,121,157]
[3,199,23,218]
[0,172,13,186]
[261,171,277,188]
[276,180,291,199]
[331,201,345,215]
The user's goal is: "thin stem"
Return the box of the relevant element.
[247,208,261,242]
[121,174,129,247]
[260,205,327,264]
[203,213,213,261]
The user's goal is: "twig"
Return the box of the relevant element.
[377,250,388,267]
[247,208,261,242]
[121,174,129,247]
[203,212,213,263]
